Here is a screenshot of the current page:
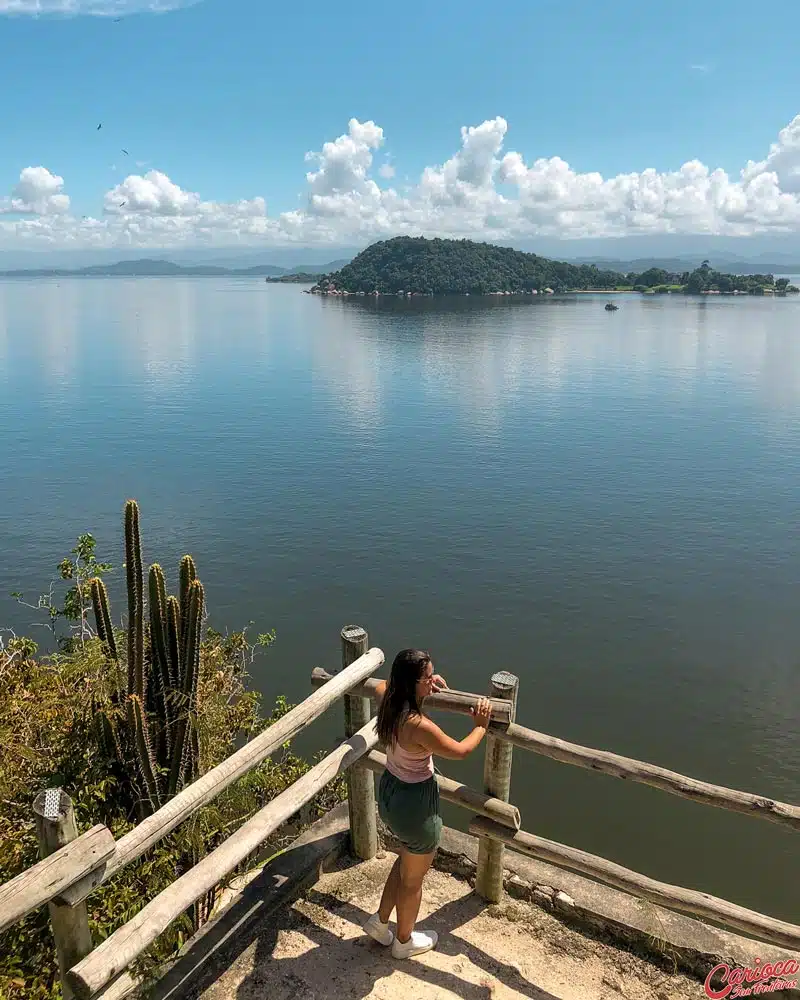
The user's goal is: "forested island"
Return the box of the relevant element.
[264,271,320,283]
[308,237,800,297]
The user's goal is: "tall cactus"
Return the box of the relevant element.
[148,564,173,755]
[182,579,203,710]
[90,577,118,662]
[165,596,181,709]
[125,499,145,701]
[168,579,204,796]
[149,564,169,681]
[179,555,196,650]
[129,694,162,814]
[89,500,205,816]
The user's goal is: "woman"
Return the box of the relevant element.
[363,648,492,959]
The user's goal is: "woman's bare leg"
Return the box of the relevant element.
[378,856,401,923]
[395,849,435,943]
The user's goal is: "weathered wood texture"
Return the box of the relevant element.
[0,823,114,933]
[340,626,378,860]
[312,667,800,832]
[359,750,521,829]
[93,972,138,1000]
[502,722,800,833]
[61,647,384,907]
[475,672,519,903]
[33,791,96,1000]
[311,666,513,728]
[67,719,379,1000]
[469,817,800,951]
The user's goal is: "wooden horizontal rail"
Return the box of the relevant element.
[93,971,138,1000]
[0,824,115,934]
[469,817,800,951]
[502,722,800,833]
[359,750,521,830]
[67,718,379,1000]
[61,647,384,908]
[313,667,800,833]
[311,667,513,728]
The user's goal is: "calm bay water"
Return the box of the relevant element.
[0,277,797,923]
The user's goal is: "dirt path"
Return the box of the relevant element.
[198,854,701,1000]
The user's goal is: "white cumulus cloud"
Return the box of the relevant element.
[103,170,267,245]
[283,112,800,241]
[105,170,202,215]
[0,167,70,215]
[0,0,197,14]
[5,113,800,249]
[742,116,800,194]
[304,117,385,216]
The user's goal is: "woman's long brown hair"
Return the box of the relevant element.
[376,648,431,745]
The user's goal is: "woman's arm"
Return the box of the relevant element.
[412,698,492,761]
[374,679,387,703]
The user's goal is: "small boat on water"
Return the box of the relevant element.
[605,302,619,311]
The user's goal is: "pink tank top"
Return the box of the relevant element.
[386,732,434,784]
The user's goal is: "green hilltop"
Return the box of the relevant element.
[309,237,800,297]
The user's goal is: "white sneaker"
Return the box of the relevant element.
[363,913,394,946]
[391,929,438,959]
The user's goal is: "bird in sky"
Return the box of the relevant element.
[122,149,129,155]
[119,201,127,208]
[97,123,102,130]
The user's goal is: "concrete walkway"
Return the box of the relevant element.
[148,805,799,1000]
[195,854,701,1000]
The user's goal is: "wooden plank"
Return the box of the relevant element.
[469,817,800,951]
[67,719,379,1000]
[94,973,138,1000]
[62,647,384,907]
[502,722,800,833]
[0,822,114,934]
[359,750,521,829]
[313,667,800,831]
[33,791,96,1000]
[340,626,377,860]
[476,672,519,903]
[311,667,513,728]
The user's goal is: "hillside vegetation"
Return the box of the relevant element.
[0,505,342,1000]
[309,237,799,296]
[312,237,624,295]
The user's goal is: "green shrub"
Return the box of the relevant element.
[0,530,344,999]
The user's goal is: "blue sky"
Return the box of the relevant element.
[2,0,800,252]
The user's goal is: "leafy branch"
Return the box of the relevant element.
[10,533,113,648]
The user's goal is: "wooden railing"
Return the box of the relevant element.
[314,661,800,951]
[311,668,800,833]
[0,636,387,1000]
[0,625,798,1000]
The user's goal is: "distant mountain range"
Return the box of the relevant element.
[512,232,800,272]
[0,245,364,270]
[1,243,799,279]
[0,257,352,278]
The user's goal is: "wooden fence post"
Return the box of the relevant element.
[475,671,519,903]
[340,625,378,860]
[33,789,94,1000]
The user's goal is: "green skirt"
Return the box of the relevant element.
[378,771,442,855]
